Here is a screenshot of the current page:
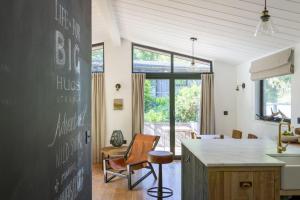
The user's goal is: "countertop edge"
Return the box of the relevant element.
[182,140,288,167]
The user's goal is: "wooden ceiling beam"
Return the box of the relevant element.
[97,0,121,46]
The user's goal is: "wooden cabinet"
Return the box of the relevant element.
[182,145,195,200]
[224,171,254,199]
[182,144,281,200]
[182,145,208,200]
[208,169,280,200]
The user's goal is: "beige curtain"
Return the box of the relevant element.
[92,73,106,164]
[132,73,145,135]
[200,74,215,135]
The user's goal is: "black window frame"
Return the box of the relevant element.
[258,79,291,123]
[132,43,213,76]
[92,42,104,73]
[132,43,213,159]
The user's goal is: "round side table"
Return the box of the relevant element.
[147,150,174,199]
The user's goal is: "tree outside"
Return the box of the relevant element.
[264,75,291,117]
[175,81,201,123]
[144,80,169,123]
[144,80,201,123]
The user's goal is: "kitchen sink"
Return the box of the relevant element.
[269,154,300,190]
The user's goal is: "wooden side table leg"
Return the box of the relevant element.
[101,152,104,171]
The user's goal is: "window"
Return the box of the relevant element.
[92,43,104,73]
[259,75,291,121]
[133,46,171,73]
[174,55,211,73]
[132,44,212,74]
[134,44,212,158]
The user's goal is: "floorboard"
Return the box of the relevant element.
[92,161,181,200]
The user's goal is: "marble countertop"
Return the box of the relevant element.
[182,139,300,167]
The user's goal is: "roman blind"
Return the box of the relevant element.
[250,48,294,81]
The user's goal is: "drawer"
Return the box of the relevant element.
[224,171,254,200]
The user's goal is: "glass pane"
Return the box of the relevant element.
[92,45,104,72]
[175,80,201,155]
[133,46,171,73]
[144,79,170,151]
[174,55,211,73]
[263,75,291,119]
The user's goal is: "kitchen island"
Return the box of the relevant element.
[181,139,300,200]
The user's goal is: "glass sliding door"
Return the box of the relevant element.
[133,43,213,158]
[144,79,170,151]
[143,78,201,157]
[174,80,201,156]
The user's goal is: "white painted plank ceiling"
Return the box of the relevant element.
[92,0,300,65]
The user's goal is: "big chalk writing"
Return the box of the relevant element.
[50,0,89,199]
[54,0,81,105]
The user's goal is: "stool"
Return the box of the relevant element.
[147,151,174,199]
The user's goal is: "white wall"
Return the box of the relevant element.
[104,39,132,145]
[103,39,237,145]
[214,61,237,136]
[236,43,300,140]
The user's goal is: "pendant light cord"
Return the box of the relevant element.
[190,37,197,65]
[192,40,195,64]
[264,0,267,10]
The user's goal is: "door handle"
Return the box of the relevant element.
[240,181,252,189]
[85,130,91,144]
[185,155,190,163]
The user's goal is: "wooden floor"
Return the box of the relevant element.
[92,161,181,200]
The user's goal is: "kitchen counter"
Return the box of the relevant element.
[182,139,300,167]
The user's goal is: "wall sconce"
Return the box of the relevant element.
[115,83,121,91]
[236,83,246,91]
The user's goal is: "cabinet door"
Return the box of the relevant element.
[208,171,224,200]
[253,171,276,200]
[182,145,195,200]
[224,172,254,200]
[194,157,208,200]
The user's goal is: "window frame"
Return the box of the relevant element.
[133,43,212,159]
[258,79,291,123]
[132,43,213,76]
[92,42,104,73]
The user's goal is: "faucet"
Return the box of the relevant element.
[277,121,290,153]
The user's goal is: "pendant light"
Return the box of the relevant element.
[190,37,197,70]
[254,0,276,37]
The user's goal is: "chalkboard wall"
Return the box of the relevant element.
[0,0,92,199]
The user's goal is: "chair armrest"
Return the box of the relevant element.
[128,160,148,167]
[104,155,125,161]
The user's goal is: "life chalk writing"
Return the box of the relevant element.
[48,108,87,147]
[61,163,76,183]
[0,64,10,72]
[51,0,88,199]
[57,168,84,200]
[0,98,16,106]
[55,133,83,169]
[57,76,80,91]
[56,95,80,104]
[54,0,80,42]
